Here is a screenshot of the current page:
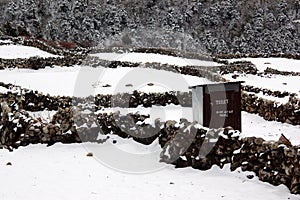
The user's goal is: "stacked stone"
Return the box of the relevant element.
[158,122,300,194]
[263,67,300,76]
[0,103,84,151]
[0,55,84,70]
[216,53,300,60]
[218,61,258,75]
[1,99,300,194]
[0,90,73,112]
[232,137,300,194]
[95,91,192,109]
[242,92,300,125]
[242,85,291,98]
[95,112,162,145]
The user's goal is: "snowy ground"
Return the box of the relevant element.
[241,112,300,145]
[1,45,300,199]
[224,57,300,104]
[227,57,300,72]
[0,66,212,96]
[90,52,219,67]
[0,44,59,59]
[0,142,298,200]
[223,73,300,97]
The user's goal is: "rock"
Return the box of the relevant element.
[42,126,49,134]
[247,175,254,179]
[254,138,264,146]
[278,134,292,147]
[86,152,93,157]
[49,128,56,136]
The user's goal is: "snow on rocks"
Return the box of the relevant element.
[224,73,300,97]
[0,39,12,45]
[226,57,300,73]
[1,84,300,194]
[3,101,300,195]
[242,92,300,125]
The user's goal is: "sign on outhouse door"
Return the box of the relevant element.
[189,82,243,131]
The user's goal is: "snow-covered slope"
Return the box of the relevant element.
[0,66,212,96]
[223,74,300,97]
[224,57,300,104]
[0,44,59,59]
[0,45,299,199]
[0,142,297,200]
[227,57,300,72]
[91,52,218,67]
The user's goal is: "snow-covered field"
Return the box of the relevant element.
[1,43,300,199]
[224,73,300,97]
[90,52,218,67]
[224,57,300,104]
[228,57,300,72]
[0,44,59,59]
[0,142,298,200]
[0,66,212,96]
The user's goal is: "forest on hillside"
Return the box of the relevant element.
[0,0,300,54]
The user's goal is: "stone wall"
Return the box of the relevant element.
[0,56,84,69]
[95,91,192,109]
[216,53,300,60]
[0,36,87,69]
[0,36,87,56]
[1,101,299,194]
[263,67,300,77]
[158,122,300,194]
[242,85,291,98]
[217,61,258,75]
[242,92,300,125]
[1,81,299,126]
[84,56,226,82]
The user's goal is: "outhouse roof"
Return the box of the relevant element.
[188,81,244,89]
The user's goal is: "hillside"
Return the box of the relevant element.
[0,0,300,54]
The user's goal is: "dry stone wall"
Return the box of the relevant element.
[84,56,226,83]
[0,36,87,69]
[216,53,300,60]
[1,81,299,126]
[242,92,300,125]
[263,67,300,77]
[0,56,84,69]
[1,101,300,194]
[158,122,300,194]
[242,85,291,98]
